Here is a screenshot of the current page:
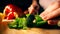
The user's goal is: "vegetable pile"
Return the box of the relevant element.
[8,14,47,29]
[3,4,47,29]
[1,4,59,30]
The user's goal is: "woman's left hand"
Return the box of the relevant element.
[40,1,60,25]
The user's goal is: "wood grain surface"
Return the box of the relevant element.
[0,22,60,34]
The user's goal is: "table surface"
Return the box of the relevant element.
[2,28,60,34]
[0,22,60,34]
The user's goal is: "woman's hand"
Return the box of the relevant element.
[28,0,39,14]
[40,1,60,20]
[40,1,60,25]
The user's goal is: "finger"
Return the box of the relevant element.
[48,19,59,25]
[40,2,59,17]
[28,5,35,14]
[43,8,60,20]
[48,17,60,25]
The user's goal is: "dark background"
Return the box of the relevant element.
[0,0,44,14]
[0,0,32,12]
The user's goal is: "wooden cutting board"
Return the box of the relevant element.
[2,28,60,34]
[0,22,60,34]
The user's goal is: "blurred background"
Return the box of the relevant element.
[0,0,44,14]
[0,0,32,12]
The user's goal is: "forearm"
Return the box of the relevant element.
[39,0,60,9]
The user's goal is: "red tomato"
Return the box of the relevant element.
[4,4,23,17]
[6,12,15,20]
[4,4,24,19]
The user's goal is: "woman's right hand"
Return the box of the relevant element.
[28,0,39,14]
